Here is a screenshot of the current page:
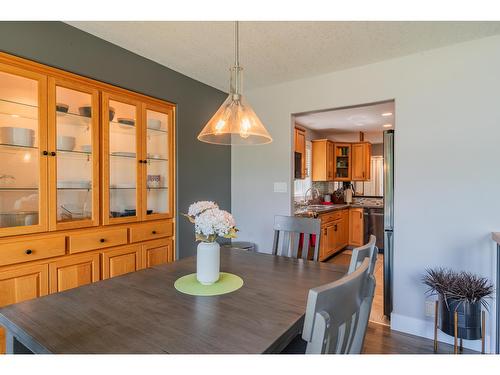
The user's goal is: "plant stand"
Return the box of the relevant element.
[433,300,486,354]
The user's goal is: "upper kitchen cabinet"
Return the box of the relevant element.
[142,102,174,220]
[0,63,48,237]
[48,78,100,231]
[312,139,334,181]
[294,127,306,179]
[351,142,371,181]
[333,143,352,181]
[102,92,142,225]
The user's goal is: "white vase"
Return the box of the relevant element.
[196,241,220,285]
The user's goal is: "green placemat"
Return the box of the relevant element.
[174,272,244,296]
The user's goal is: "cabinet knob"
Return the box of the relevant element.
[100,238,106,243]
[50,151,56,156]
[42,150,48,156]
[25,249,33,255]
[152,230,157,235]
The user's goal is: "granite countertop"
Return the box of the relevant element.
[295,203,383,218]
[492,232,500,245]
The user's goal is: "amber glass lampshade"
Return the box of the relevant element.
[197,93,272,145]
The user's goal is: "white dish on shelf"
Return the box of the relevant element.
[0,127,35,147]
[57,136,76,151]
[110,152,136,158]
[147,119,162,130]
[81,145,92,153]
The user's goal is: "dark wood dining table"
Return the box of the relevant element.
[0,248,346,354]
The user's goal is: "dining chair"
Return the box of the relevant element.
[272,215,321,261]
[301,258,375,354]
[347,235,377,275]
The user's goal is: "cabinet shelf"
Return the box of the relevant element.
[57,188,92,191]
[0,98,38,120]
[56,111,91,127]
[146,187,168,190]
[0,187,38,191]
[57,149,92,157]
[0,143,38,151]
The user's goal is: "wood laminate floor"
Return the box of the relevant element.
[363,322,476,354]
[327,249,390,326]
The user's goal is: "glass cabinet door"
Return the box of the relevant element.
[48,78,100,230]
[102,93,141,224]
[334,143,352,181]
[0,63,48,236]
[141,104,173,220]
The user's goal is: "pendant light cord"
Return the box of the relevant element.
[234,21,239,68]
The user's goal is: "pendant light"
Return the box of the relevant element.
[197,21,272,145]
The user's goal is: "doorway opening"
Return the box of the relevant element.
[291,100,395,326]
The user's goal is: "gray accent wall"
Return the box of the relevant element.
[0,21,230,258]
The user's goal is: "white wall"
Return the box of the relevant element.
[232,35,500,351]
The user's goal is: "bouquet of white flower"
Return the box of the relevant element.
[183,201,238,242]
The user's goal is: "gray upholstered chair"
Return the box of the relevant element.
[272,215,321,261]
[347,234,377,275]
[301,258,375,354]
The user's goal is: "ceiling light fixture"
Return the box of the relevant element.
[381,112,393,117]
[383,123,393,128]
[197,21,272,145]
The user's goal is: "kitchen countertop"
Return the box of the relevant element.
[295,203,383,218]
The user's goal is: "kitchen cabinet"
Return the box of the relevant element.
[349,208,364,247]
[351,142,371,181]
[0,263,49,354]
[49,253,100,293]
[318,209,349,261]
[142,238,174,268]
[294,127,306,179]
[312,139,335,181]
[333,143,352,181]
[101,244,143,280]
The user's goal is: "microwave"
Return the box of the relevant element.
[294,152,302,179]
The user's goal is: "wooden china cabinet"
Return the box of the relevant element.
[0,53,176,353]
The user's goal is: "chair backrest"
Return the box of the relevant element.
[302,258,375,354]
[272,215,321,261]
[348,235,377,275]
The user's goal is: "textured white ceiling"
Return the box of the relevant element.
[295,101,395,143]
[67,21,500,91]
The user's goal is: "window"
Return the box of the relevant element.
[294,141,312,198]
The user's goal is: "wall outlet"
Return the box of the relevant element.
[425,300,436,317]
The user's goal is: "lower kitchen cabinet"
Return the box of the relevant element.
[49,253,100,293]
[0,263,49,353]
[102,245,143,280]
[319,209,349,261]
[349,208,364,247]
[142,238,174,268]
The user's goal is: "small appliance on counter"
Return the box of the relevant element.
[343,183,354,204]
[323,194,331,203]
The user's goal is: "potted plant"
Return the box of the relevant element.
[423,268,493,340]
[184,201,238,285]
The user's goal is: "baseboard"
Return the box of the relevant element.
[390,313,489,353]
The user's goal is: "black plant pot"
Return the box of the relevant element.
[439,295,482,340]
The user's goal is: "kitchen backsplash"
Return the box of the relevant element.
[352,196,384,206]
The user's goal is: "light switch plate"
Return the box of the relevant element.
[425,300,435,317]
[273,182,287,193]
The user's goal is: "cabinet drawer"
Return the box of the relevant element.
[102,245,143,280]
[320,210,343,223]
[68,228,128,254]
[130,221,173,243]
[0,236,66,267]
